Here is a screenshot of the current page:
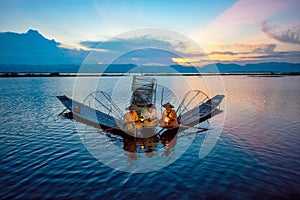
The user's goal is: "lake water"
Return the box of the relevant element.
[0,75,299,199]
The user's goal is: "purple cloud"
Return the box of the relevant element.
[261,21,300,44]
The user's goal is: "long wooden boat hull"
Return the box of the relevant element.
[57,95,120,129]
[57,94,224,136]
[179,95,225,126]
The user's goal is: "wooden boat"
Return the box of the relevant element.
[178,94,225,127]
[57,95,119,130]
[57,95,223,134]
[57,76,224,136]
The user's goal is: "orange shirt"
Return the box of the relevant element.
[123,111,139,124]
[160,109,178,127]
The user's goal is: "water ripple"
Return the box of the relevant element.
[0,76,299,199]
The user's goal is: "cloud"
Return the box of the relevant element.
[112,48,178,65]
[217,43,277,54]
[198,43,281,64]
[261,21,300,44]
[197,41,300,64]
[191,0,295,43]
[80,35,174,53]
[244,50,300,59]
[80,35,211,66]
[252,44,276,54]
[170,42,298,65]
[209,51,238,56]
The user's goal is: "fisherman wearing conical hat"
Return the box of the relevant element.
[159,102,178,128]
[123,104,140,132]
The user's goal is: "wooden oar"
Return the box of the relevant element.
[58,108,68,116]
[179,125,210,131]
[157,124,210,136]
[157,127,166,135]
[98,126,121,133]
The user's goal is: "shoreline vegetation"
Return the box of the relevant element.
[0,72,300,77]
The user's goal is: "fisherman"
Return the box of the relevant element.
[159,102,178,128]
[142,103,159,126]
[123,104,140,132]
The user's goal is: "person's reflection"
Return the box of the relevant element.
[160,129,178,159]
[143,135,159,158]
[123,137,139,162]
[123,134,160,161]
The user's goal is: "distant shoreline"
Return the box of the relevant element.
[0,72,300,78]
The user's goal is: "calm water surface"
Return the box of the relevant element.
[0,76,299,199]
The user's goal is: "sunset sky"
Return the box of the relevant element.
[0,0,299,66]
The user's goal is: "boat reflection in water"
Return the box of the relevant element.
[122,128,178,162]
[159,129,178,159]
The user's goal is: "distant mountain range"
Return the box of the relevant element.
[1,62,299,73]
[0,29,299,73]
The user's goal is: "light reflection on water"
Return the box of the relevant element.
[0,76,299,199]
